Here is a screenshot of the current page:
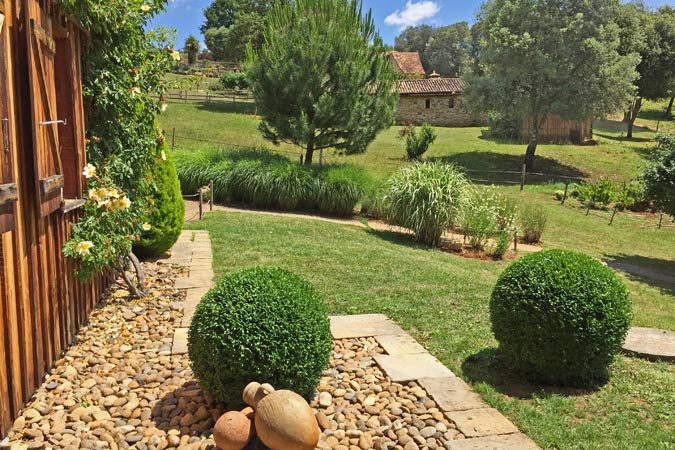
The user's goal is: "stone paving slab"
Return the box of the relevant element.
[622,327,675,361]
[172,327,188,355]
[444,433,541,449]
[373,353,455,382]
[446,408,519,438]
[419,377,489,412]
[330,314,406,339]
[375,333,428,355]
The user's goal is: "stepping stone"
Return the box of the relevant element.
[172,328,189,355]
[330,314,405,339]
[418,377,488,412]
[375,334,427,355]
[622,327,675,361]
[445,408,519,438]
[184,287,210,307]
[373,353,454,382]
[174,277,211,289]
[444,433,540,449]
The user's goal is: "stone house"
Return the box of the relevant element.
[387,51,425,79]
[395,75,487,128]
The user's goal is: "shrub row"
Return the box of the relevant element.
[563,178,648,211]
[174,147,376,216]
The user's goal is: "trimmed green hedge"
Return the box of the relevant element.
[490,250,632,386]
[188,267,332,406]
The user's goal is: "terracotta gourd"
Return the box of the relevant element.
[243,381,275,408]
[254,390,320,450]
[213,410,254,450]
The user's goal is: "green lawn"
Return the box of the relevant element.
[186,212,675,450]
[161,97,675,449]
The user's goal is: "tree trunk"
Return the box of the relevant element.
[304,135,315,166]
[523,117,540,172]
[665,96,674,118]
[626,97,642,139]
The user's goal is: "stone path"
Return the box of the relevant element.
[622,327,675,361]
[329,314,541,450]
[162,230,215,355]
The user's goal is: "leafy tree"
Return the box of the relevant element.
[465,0,639,171]
[246,0,399,165]
[641,133,675,216]
[184,35,200,65]
[219,71,249,90]
[425,22,472,78]
[200,0,237,33]
[624,6,675,137]
[394,24,434,69]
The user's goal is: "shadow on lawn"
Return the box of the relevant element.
[603,253,675,296]
[365,228,430,251]
[462,348,600,400]
[429,152,587,185]
[194,100,257,115]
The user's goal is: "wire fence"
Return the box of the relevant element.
[169,129,674,230]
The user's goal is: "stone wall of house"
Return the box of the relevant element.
[394,95,487,127]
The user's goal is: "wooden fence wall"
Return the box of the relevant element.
[522,115,593,144]
[0,0,108,436]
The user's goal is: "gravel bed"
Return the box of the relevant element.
[2,263,463,450]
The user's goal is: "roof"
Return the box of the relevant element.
[388,51,425,76]
[398,78,466,96]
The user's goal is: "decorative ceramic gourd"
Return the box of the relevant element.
[243,381,276,408]
[254,390,320,450]
[213,410,254,450]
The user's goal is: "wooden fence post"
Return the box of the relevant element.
[658,213,663,229]
[198,188,203,220]
[513,230,518,251]
[209,179,214,212]
[520,164,526,191]
[319,148,323,166]
[609,208,617,226]
[561,180,569,205]
[171,127,176,152]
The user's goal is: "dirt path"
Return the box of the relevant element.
[184,200,542,253]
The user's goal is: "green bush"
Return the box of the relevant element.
[400,123,437,160]
[134,144,185,256]
[462,192,498,250]
[188,267,332,406]
[381,162,470,247]
[219,71,249,91]
[315,166,374,216]
[491,230,512,259]
[490,250,632,386]
[487,111,521,140]
[518,203,547,243]
[576,178,617,207]
[641,133,675,216]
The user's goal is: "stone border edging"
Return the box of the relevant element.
[330,314,541,450]
[622,327,675,362]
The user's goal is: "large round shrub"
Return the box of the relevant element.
[188,267,332,406]
[490,250,632,386]
[134,143,185,256]
[381,162,470,247]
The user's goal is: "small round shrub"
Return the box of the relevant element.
[188,267,332,406]
[134,143,185,256]
[490,250,632,386]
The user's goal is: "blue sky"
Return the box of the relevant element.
[149,0,674,50]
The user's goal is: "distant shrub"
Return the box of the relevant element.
[381,162,470,247]
[641,133,675,216]
[188,267,332,405]
[400,123,437,160]
[462,192,498,250]
[576,178,617,207]
[487,111,521,140]
[490,250,632,386]
[491,230,512,260]
[519,203,547,243]
[134,144,185,256]
[219,71,249,91]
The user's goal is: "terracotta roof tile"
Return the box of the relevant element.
[398,78,465,95]
[389,51,425,75]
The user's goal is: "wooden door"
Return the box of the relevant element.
[0,0,17,233]
[26,0,62,217]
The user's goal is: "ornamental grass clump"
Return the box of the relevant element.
[315,166,374,216]
[490,250,632,386]
[381,162,470,247]
[188,267,332,406]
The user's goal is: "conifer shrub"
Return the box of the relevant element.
[490,250,632,386]
[134,144,184,256]
[188,267,332,406]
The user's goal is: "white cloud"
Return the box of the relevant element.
[384,1,440,29]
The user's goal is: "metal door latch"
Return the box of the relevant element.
[39,119,67,126]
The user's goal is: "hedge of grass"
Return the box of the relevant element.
[174,147,376,216]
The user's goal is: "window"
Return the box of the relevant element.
[449,98,455,109]
[425,99,431,109]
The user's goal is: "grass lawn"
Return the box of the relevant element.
[162,96,675,449]
[186,212,675,450]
